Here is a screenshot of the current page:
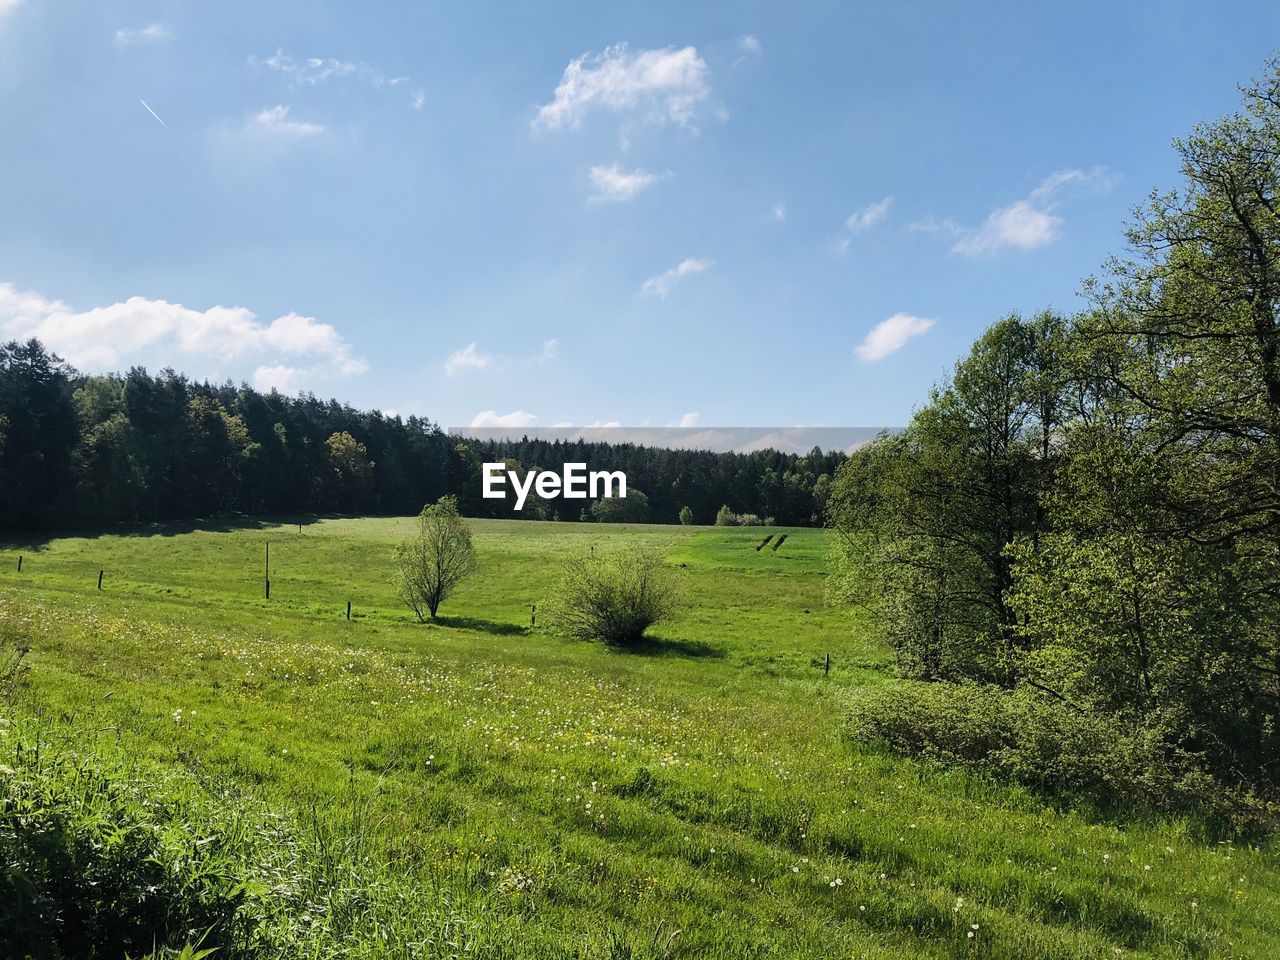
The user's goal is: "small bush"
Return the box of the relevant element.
[714,507,775,527]
[845,680,1276,833]
[546,547,683,645]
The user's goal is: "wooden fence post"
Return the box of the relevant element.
[824,653,831,677]
[97,570,104,591]
[346,601,352,621]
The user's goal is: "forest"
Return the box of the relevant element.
[0,348,840,530]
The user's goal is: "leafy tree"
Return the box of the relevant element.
[678,505,694,525]
[829,312,1068,682]
[591,488,650,523]
[326,431,375,513]
[394,496,477,621]
[0,339,79,527]
[714,505,733,526]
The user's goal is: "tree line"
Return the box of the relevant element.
[831,58,1280,817]
[0,350,843,531]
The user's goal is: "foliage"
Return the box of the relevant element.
[591,487,651,523]
[713,506,774,526]
[829,311,1068,683]
[393,495,476,620]
[834,57,1280,800]
[546,546,683,645]
[678,505,694,525]
[845,681,1274,833]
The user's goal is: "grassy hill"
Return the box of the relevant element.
[1,518,1277,958]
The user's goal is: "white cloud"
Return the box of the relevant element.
[738,35,762,55]
[534,42,710,131]
[0,0,22,20]
[252,49,406,88]
[951,201,1058,255]
[675,412,700,428]
[249,104,325,138]
[445,342,493,376]
[535,338,558,363]
[949,167,1111,256]
[0,281,367,389]
[767,201,786,222]
[908,215,962,237]
[470,409,538,428]
[845,196,893,234]
[640,257,713,299]
[115,23,174,47]
[588,163,664,202]
[252,49,420,109]
[855,312,935,361]
[252,364,303,393]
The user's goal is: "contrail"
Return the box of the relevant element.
[139,99,168,129]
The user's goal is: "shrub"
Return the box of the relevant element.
[394,495,477,620]
[591,488,650,523]
[714,506,775,527]
[845,680,1276,833]
[546,547,683,645]
[678,505,694,525]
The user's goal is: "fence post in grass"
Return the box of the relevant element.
[824,653,831,677]
[531,603,536,628]
[97,570,104,591]
[265,541,271,600]
[346,600,351,621]
[16,555,21,572]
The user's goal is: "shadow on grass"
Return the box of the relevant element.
[431,615,529,637]
[606,634,726,659]
[0,514,347,549]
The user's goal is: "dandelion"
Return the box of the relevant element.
[0,764,13,776]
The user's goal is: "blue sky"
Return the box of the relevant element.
[0,1,1274,430]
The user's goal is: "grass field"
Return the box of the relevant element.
[2,517,1278,958]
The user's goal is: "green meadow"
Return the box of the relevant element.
[2,518,1277,958]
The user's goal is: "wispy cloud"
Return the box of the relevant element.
[115,23,174,47]
[855,312,935,361]
[535,338,558,363]
[470,409,538,428]
[675,412,700,427]
[948,167,1112,255]
[0,281,366,390]
[445,342,494,376]
[588,163,665,202]
[640,258,714,300]
[252,48,405,88]
[251,49,421,109]
[534,42,711,131]
[908,215,963,238]
[738,35,763,55]
[0,0,23,21]
[767,201,786,222]
[846,196,893,234]
[447,338,558,375]
[248,104,325,139]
